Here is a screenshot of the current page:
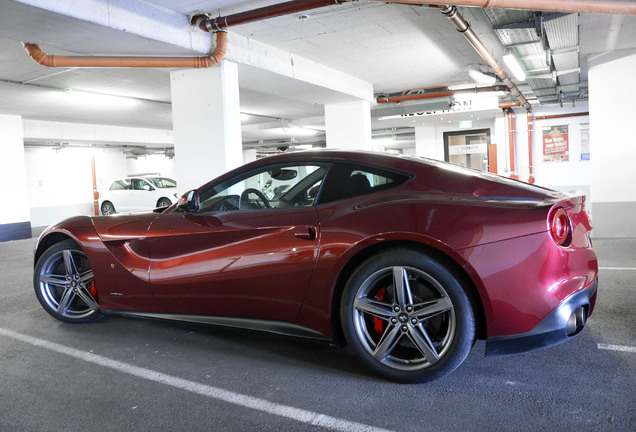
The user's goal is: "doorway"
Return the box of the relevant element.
[443,129,491,172]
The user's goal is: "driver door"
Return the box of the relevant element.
[145,163,328,322]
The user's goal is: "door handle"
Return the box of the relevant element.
[294,226,317,241]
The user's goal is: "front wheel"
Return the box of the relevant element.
[34,240,102,323]
[340,248,475,383]
[101,201,116,215]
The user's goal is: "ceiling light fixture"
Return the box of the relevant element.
[61,89,138,108]
[503,54,526,82]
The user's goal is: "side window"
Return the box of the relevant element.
[318,163,410,203]
[110,179,130,191]
[131,179,147,190]
[196,164,329,213]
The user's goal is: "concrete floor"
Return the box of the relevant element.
[0,234,635,431]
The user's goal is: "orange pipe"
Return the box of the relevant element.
[504,108,519,180]
[499,102,521,108]
[533,112,589,120]
[377,85,507,103]
[22,32,227,68]
[527,111,535,184]
[363,0,636,15]
[195,0,635,32]
[437,5,531,110]
[91,155,99,216]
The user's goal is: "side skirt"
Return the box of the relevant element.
[100,309,332,342]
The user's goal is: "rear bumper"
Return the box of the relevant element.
[485,278,598,357]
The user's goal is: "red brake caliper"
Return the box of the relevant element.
[89,280,97,298]
[373,287,386,334]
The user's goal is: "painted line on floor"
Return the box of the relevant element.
[598,267,636,271]
[0,327,394,432]
[597,343,636,354]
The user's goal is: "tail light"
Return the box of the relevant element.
[549,207,572,247]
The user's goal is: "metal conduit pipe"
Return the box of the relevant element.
[23,32,228,68]
[438,5,531,110]
[534,112,589,120]
[192,0,344,30]
[527,111,535,184]
[377,85,508,103]
[192,0,635,31]
[363,0,636,15]
[504,107,519,180]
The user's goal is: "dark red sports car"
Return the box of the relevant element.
[33,150,598,382]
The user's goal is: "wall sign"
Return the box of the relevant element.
[543,125,569,162]
[580,124,590,161]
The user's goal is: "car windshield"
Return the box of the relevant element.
[146,177,177,188]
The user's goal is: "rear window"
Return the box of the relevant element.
[146,177,177,188]
[318,163,410,203]
[109,179,130,190]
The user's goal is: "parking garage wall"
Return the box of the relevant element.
[25,147,175,227]
[589,49,636,238]
[524,106,591,217]
[0,115,31,241]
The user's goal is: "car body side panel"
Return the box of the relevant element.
[37,215,157,311]
[457,231,597,337]
[145,207,320,321]
[297,192,554,337]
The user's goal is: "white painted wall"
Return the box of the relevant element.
[412,118,498,165]
[0,114,30,236]
[26,146,175,227]
[530,109,591,189]
[325,101,372,150]
[588,49,636,237]
[171,63,243,193]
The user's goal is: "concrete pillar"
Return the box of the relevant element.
[415,126,439,160]
[170,62,243,193]
[0,115,31,241]
[325,100,372,150]
[588,49,636,237]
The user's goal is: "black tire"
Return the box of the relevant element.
[101,201,116,215]
[340,248,475,383]
[34,240,102,323]
[157,198,172,208]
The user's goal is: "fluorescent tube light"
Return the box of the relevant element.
[503,54,526,82]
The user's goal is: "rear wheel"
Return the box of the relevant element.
[34,240,102,323]
[340,248,475,382]
[101,201,115,215]
[157,198,172,208]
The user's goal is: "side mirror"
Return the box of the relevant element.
[143,184,152,191]
[177,189,200,213]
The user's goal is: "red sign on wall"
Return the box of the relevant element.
[542,125,569,162]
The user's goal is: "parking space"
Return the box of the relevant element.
[1,236,634,432]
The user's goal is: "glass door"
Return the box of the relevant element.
[443,129,491,172]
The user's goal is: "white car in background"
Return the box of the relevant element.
[99,176,178,215]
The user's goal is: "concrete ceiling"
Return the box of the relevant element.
[0,0,635,148]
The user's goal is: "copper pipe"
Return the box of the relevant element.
[377,85,507,103]
[193,0,342,30]
[194,0,636,31]
[363,0,636,15]
[533,112,589,120]
[438,5,531,110]
[499,102,521,108]
[527,111,535,184]
[504,108,519,179]
[91,155,99,216]
[22,32,227,68]
[399,81,475,95]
